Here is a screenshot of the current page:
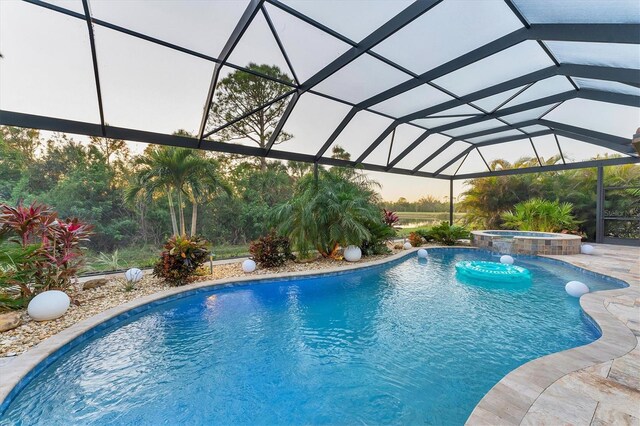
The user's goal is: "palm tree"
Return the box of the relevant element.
[126,147,180,235]
[126,146,229,237]
[501,198,578,232]
[272,168,381,258]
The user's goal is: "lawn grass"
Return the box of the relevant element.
[84,243,250,274]
[396,226,432,237]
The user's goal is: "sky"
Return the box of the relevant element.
[0,0,638,202]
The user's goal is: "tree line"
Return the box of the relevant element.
[0,125,321,251]
[458,156,640,240]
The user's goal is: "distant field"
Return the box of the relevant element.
[396,211,465,224]
[394,212,467,237]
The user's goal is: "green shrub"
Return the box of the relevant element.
[501,198,579,232]
[426,222,469,246]
[153,235,209,286]
[249,231,294,268]
[361,220,394,256]
[416,228,434,242]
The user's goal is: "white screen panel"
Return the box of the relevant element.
[323,110,395,160]
[545,41,640,70]
[281,0,413,42]
[433,41,554,96]
[558,136,630,162]
[314,54,411,104]
[502,76,575,108]
[272,93,353,156]
[373,0,522,74]
[371,84,454,118]
[394,133,452,170]
[264,3,351,81]
[90,0,250,58]
[574,78,640,97]
[513,0,640,24]
[0,2,99,123]
[363,124,426,166]
[545,99,640,138]
[96,26,212,134]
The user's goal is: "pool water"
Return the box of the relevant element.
[0,250,626,425]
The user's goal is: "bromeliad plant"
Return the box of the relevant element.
[0,202,93,309]
[153,234,210,285]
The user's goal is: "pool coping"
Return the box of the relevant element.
[465,254,637,425]
[0,247,635,422]
[471,230,582,241]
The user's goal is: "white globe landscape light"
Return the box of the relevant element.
[417,249,428,258]
[242,259,256,273]
[125,268,143,283]
[344,245,362,262]
[581,244,595,255]
[27,290,70,321]
[565,281,590,298]
[403,242,412,250]
[500,255,514,265]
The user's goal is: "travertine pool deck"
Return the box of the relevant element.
[468,244,640,425]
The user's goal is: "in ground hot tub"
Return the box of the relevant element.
[471,230,582,255]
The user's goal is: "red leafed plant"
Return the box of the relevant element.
[153,234,210,286]
[383,209,399,227]
[249,230,294,268]
[0,202,93,308]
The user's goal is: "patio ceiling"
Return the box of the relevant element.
[0,0,639,179]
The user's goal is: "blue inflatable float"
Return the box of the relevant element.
[455,260,531,283]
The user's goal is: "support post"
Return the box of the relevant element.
[313,162,319,188]
[596,166,604,243]
[449,179,454,225]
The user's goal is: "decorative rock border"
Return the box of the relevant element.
[0,247,635,423]
[471,230,582,255]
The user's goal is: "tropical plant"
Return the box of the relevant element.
[0,202,92,308]
[426,222,469,246]
[501,198,579,233]
[153,234,210,285]
[360,219,394,256]
[249,230,295,268]
[0,235,40,309]
[383,209,399,227]
[126,145,229,237]
[408,232,424,247]
[90,250,123,272]
[459,155,640,240]
[272,168,382,259]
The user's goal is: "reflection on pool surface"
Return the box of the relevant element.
[0,249,626,425]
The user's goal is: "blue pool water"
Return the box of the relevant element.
[0,250,626,425]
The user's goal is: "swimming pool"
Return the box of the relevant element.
[0,249,627,425]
